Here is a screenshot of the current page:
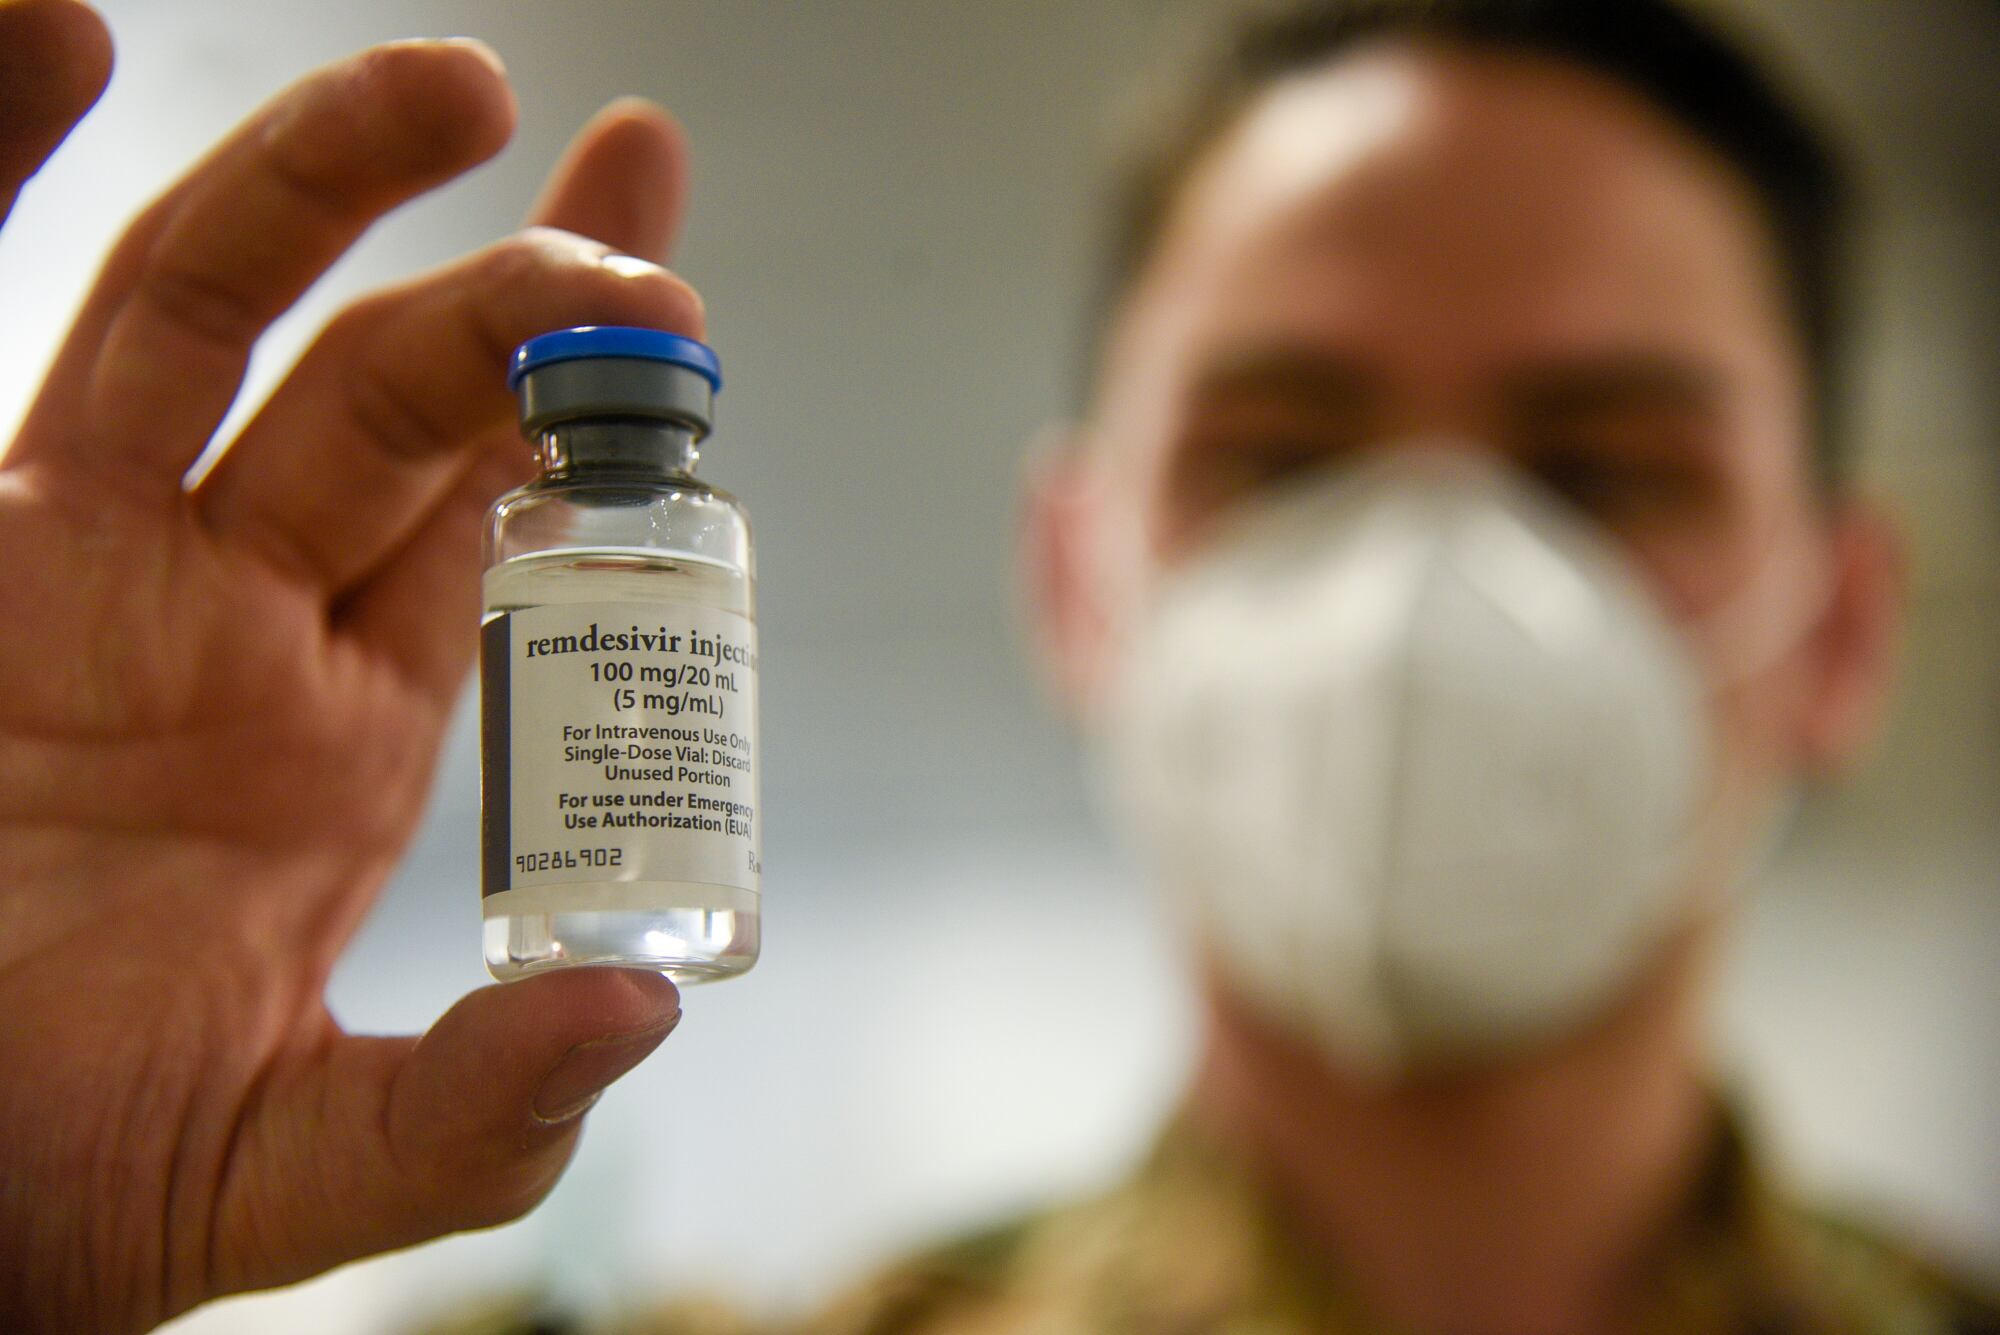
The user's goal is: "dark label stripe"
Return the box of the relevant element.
[480,614,511,898]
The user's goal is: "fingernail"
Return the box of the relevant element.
[600,253,668,279]
[437,36,507,77]
[532,1012,679,1124]
[600,95,672,123]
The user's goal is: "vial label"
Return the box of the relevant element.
[481,601,760,898]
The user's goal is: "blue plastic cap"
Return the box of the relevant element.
[509,326,722,393]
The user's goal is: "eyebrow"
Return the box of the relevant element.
[1502,355,1730,421]
[1187,346,1376,413]
[1190,347,1726,412]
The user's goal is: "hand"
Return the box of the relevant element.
[0,4,701,1329]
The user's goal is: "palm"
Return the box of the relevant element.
[0,476,451,1320]
[0,9,699,1331]
[0,479,414,815]
[0,483,432,848]
[0,472,469,1062]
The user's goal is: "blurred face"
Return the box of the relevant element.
[1039,40,1898,830]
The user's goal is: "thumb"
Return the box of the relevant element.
[205,968,680,1303]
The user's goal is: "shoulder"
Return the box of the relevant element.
[1790,1208,2000,1335]
[1643,1104,2000,1335]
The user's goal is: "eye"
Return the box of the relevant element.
[1224,434,1338,484]
[1167,430,1352,527]
[1533,449,1639,508]
[1528,446,1705,521]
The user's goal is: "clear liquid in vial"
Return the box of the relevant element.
[481,549,759,984]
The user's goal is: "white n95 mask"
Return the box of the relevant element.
[1096,447,1760,1073]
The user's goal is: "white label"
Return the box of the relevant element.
[481,601,760,897]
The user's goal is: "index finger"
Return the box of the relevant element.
[8,38,516,492]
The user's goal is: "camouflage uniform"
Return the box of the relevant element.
[417,1109,1999,1335]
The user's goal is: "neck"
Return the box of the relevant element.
[540,420,699,478]
[1189,928,1718,1335]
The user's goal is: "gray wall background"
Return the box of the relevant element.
[0,2,1990,1330]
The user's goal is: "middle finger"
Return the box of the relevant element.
[12,39,516,494]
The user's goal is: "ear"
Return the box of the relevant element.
[1793,497,1905,778]
[1016,423,1111,719]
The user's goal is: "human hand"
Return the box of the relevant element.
[0,4,702,1329]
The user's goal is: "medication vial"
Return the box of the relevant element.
[481,327,759,982]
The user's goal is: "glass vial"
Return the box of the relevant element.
[480,326,759,983]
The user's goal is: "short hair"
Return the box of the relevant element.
[1089,0,1856,485]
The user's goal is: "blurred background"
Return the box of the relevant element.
[0,0,1993,1328]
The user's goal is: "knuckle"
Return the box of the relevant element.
[98,190,186,289]
[342,346,456,464]
[254,119,369,224]
[137,253,278,350]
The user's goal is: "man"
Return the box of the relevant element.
[0,1,1989,1333]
